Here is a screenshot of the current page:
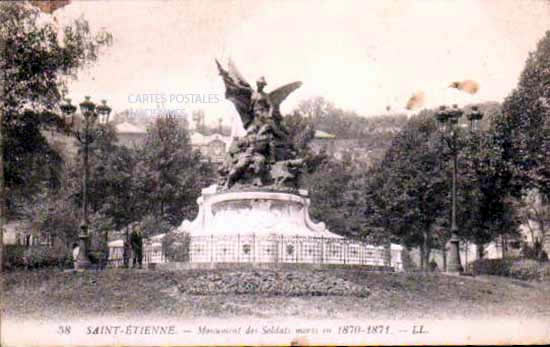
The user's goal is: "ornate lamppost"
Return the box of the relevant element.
[435,104,484,273]
[466,105,484,260]
[61,97,111,270]
[435,104,462,273]
[467,105,484,132]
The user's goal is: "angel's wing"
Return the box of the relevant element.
[216,59,254,128]
[269,81,302,107]
[227,58,250,89]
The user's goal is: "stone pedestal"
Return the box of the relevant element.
[179,186,335,239]
[75,233,92,270]
[175,185,403,269]
[447,234,463,273]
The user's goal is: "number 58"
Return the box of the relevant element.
[57,325,71,335]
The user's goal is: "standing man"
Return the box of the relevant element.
[130,223,143,269]
[123,238,130,268]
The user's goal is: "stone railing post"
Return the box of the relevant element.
[252,233,256,263]
[210,234,214,264]
[237,233,240,263]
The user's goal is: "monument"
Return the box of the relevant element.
[178,60,402,269]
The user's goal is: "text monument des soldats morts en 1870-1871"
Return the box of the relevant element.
[177,59,402,269]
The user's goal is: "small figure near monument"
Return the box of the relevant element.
[216,59,304,191]
[123,238,131,268]
[130,224,144,269]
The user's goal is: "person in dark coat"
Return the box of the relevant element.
[123,238,131,268]
[130,224,144,269]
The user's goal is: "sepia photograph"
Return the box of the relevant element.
[1,0,550,345]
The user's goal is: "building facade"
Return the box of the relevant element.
[113,121,231,163]
[115,121,147,147]
[190,132,231,163]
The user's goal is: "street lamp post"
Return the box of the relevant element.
[436,104,464,273]
[61,97,111,270]
[435,104,484,273]
[467,106,483,132]
[466,105,484,260]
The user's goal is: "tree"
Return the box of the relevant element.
[4,110,64,215]
[287,99,407,243]
[55,114,216,250]
[372,111,448,270]
[0,2,112,271]
[296,96,408,140]
[281,109,329,176]
[282,110,315,153]
[35,190,80,248]
[85,124,144,242]
[296,96,334,120]
[496,31,550,200]
[461,116,522,258]
[139,115,216,226]
[364,106,521,269]
[518,189,550,260]
[280,108,365,238]
[304,157,357,237]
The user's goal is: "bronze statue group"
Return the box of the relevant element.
[215,59,304,191]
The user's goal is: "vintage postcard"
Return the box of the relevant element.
[1,0,550,345]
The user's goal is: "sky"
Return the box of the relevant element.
[47,0,550,125]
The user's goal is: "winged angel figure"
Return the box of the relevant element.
[216,59,304,190]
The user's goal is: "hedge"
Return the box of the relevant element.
[3,245,73,271]
[471,257,550,281]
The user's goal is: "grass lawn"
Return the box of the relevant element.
[2,268,550,320]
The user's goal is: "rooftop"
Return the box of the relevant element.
[115,121,147,134]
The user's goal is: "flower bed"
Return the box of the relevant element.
[173,269,370,297]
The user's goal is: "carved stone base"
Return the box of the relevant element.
[178,185,334,238]
[177,185,403,269]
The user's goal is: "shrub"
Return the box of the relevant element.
[471,257,550,281]
[471,258,514,277]
[88,232,109,267]
[3,245,26,270]
[161,231,190,262]
[521,241,549,262]
[3,244,73,271]
[539,263,550,281]
[140,214,172,239]
[509,259,549,281]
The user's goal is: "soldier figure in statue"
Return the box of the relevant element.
[216,59,304,191]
